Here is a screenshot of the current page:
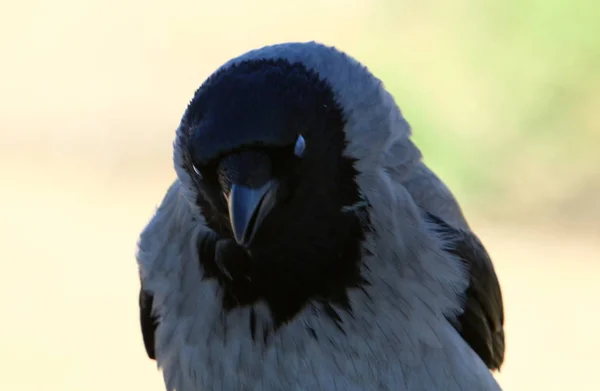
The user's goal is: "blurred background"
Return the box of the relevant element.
[1,0,598,390]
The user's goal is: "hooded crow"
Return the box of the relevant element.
[136,41,505,391]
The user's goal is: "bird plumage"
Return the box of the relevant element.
[136,41,505,390]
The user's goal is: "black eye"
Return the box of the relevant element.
[192,164,203,179]
[294,134,306,157]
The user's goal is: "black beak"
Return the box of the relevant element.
[226,180,277,247]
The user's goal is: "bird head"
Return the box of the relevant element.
[180,58,363,251]
[171,42,417,323]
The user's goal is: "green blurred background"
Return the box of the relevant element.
[1,1,598,390]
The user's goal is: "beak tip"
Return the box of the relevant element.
[227,180,277,247]
[231,225,247,247]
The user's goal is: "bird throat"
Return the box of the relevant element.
[196,203,370,338]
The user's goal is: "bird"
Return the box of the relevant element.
[136,41,505,391]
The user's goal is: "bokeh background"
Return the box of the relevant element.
[1,0,598,390]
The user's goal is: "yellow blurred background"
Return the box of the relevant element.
[1,1,598,390]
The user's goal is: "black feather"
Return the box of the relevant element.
[180,59,372,335]
[426,212,505,370]
[139,285,159,360]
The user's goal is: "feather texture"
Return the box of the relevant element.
[426,212,505,370]
[136,41,505,390]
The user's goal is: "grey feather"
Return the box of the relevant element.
[398,159,505,370]
[136,41,504,390]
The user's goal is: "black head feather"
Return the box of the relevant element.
[177,58,370,330]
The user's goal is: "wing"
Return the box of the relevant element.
[397,161,505,369]
[135,180,196,362]
[426,212,505,370]
[139,284,159,360]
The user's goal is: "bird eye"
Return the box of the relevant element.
[294,134,306,157]
[192,164,203,179]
